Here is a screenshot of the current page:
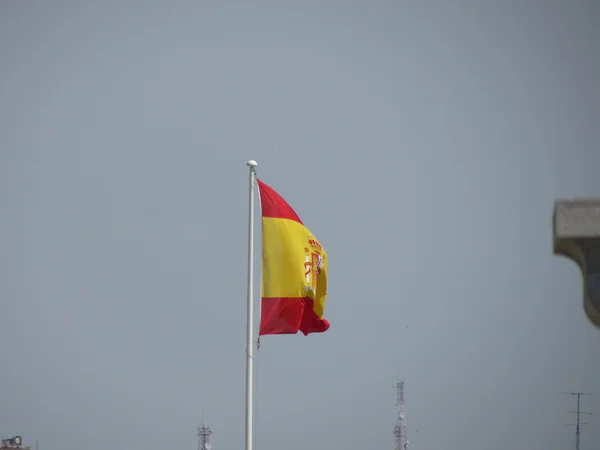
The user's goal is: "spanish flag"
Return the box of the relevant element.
[257,179,330,336]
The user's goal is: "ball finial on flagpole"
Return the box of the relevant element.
[247,160,258,168]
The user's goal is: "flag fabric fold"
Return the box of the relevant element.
[256,179,330,336]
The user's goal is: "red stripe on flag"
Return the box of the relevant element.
[257,179,303,223]
[259,297,330,336]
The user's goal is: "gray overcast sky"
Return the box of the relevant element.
[1,2,599,450]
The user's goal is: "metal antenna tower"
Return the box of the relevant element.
[561,392,594,450]
[197,418,214,450]
[394,380,408,450]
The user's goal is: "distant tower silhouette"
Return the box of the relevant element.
[561,392,593,450]
[197,420,213,450]
[394,380,408,450]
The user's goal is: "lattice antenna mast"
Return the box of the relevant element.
[561,392,594,450]
[394,380,408,450]
[197,419,214,450]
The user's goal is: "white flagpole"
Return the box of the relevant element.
[245,160,258,450]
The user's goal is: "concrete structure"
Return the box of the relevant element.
[1,436,31,450]
[553,198,600,327]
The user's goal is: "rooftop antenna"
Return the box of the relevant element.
[198,416,214,450]
[394,380,408,450]
[559,392,594,450]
